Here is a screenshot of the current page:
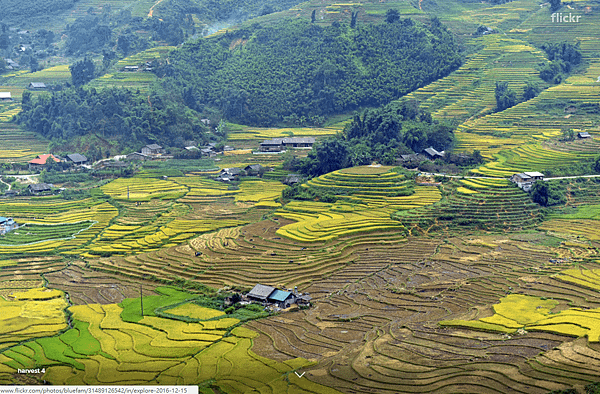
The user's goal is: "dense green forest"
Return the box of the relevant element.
[286,101,455,176]
[0,0,78,19]
[159,17,462,125]
[15,87,208,152]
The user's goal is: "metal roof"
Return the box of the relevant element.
[268,289,292,302]
[145,144,162,150]
[247,284,276,300]
[423,147,442,157]
[67,153,88,163]
[0,92,11,99]
[282,137,315,144]
[261,137,316,145]
[523,172,544,178]
[29,183,51,191]
[29,82,46,88]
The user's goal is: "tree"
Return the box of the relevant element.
[523,82,540,100]
[386,9,400,23]
[550,0,561,11]
[350,11,358,28]
[311,10,316,23]
[29,56,40,73]
[561,127,574,141]
[495,81,517,111]
[530,180,565,207]
[70,58,95,86]
[594,155,600,173]
[530,181,550,206]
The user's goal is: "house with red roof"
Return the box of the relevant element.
[29,154,60,170]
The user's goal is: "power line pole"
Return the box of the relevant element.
[140,285,144,317]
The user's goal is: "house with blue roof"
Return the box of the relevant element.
[267,289,296,309]
[0,217,17,235]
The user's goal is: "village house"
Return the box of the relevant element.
[259,137,316,152]
[578,132,591,139]
[244,164,263,176]
[422,147,444,160]
[28,183,52,194]
[123,65,139,72]
[268,289,296,309]
[65,153,88,166]
[126,152,149,161]
[510,172,544,191]
[96,160,128,169]
[28,154,60,170]
[283,173,301,186]
[200,148,215,157]
[246,284,310,309]
[400,153,420,162]
[28,82,46,90]
[296,294,312,306]
[0,217,17,235]
[0,92,13,102]
[141,144,165,156]
[246,284,276,303]
[4,59,20,70]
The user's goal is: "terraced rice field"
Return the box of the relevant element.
[0,287,68,352]
[0,123,48,162]
[0,287,340,392]
[247,234,600,393]
[403,34,548,122]
[538,179,600,241]
[0,197,117,255]
[88,47,174,93]
[226,123,342,143]
[276,166,441,242]
[394,177,541,233]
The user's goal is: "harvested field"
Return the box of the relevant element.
[247,235,600,393]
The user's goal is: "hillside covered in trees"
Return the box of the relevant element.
[291,101,455,176]
[159,16,462,125]
[15,87,208,152]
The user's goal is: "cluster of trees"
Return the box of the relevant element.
[15,87,209,153]
[160,16,461,125]
[530,181,565,207]
[495,81,542,112]
[539,42,582,84]
[65,15,112,56]
[287,101,455,177]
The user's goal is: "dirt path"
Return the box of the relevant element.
[148,0,167,17]
[0,177,10,191]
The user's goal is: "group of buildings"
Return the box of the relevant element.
[245,284,312,309]
[510,172,545,191]
[0,83,47,102]
[216,164,265,182]
[28,153,88,171]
